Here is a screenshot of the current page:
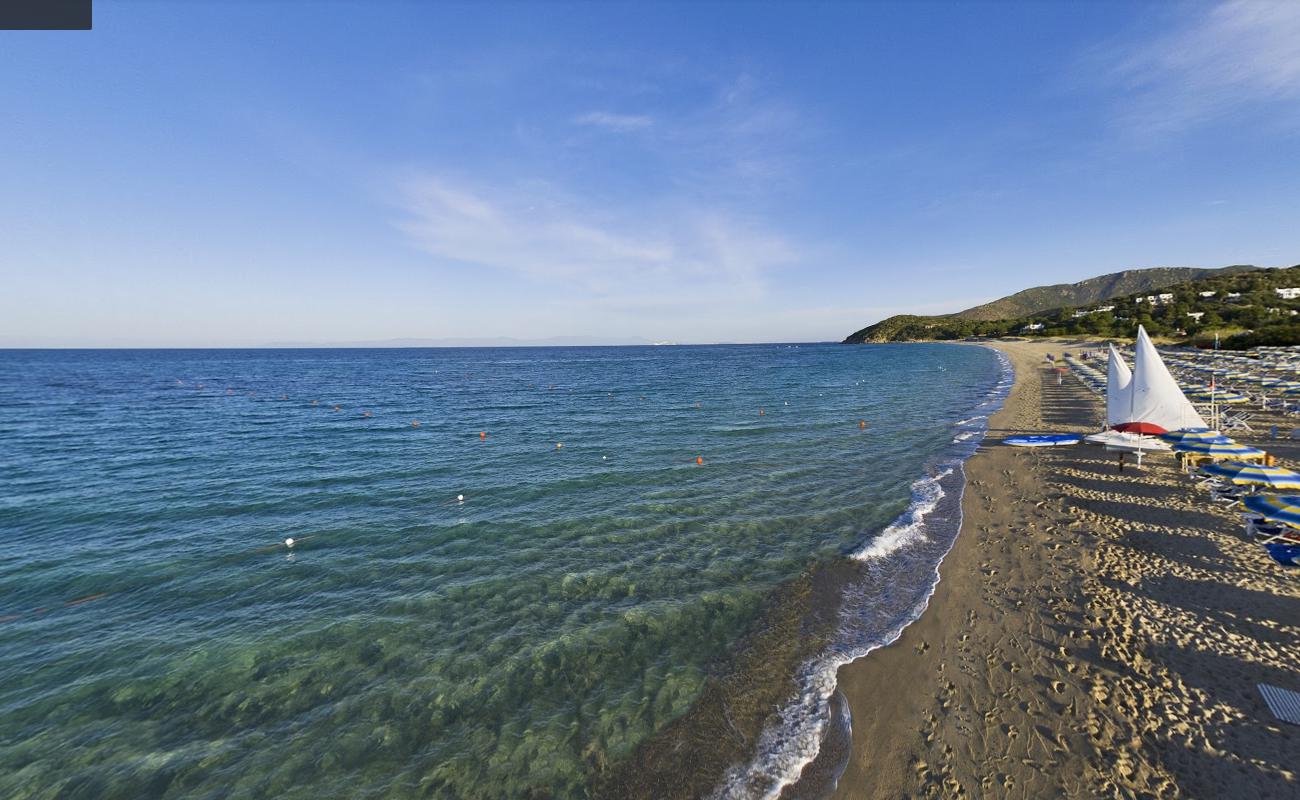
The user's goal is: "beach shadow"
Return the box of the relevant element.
[1067,495,1227,534]
[1054,472,1186,502]
[1038,371,1101,429]
[1112,528,1232,573]
[1129,573,1300,637]
[1137,644,1300,797]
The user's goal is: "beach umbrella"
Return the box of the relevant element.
[1201,462,1300,490]
[1242,495,1300,527]
[1171,441,1267,459]
[1185,389,1249,403]
[1113,421,1167,435]
[1159,429,1232,445]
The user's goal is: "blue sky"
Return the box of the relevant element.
[2,0,1299,346]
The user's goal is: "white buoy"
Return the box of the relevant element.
[457,494,465,503]
[284,537,295,548]
[602,455,607,460]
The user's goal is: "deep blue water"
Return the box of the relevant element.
[0,343,1002,799]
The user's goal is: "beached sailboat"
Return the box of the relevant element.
[1086,327,1204,455]
[1085,342,1163,450]
[1127,325,1207,432]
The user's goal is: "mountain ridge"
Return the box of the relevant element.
[844,264,1262,344]
[953,265,1259,321]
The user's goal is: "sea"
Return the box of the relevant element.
[0,343,1010,800]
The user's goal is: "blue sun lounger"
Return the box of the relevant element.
[1265,543,1300,567]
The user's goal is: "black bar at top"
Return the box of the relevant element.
[1,0,92,30]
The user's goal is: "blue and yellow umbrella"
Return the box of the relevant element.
[1171,440,1266,459]
[1242,495,1300,526]
[1201,461,1300,489]
[1185,389,1249,404]
[1159,428,1232,445]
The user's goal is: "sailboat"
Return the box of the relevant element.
[1105,341,1132,428]
[1085,326,1204,455]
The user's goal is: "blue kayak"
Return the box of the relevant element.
[1004,434,1081,447]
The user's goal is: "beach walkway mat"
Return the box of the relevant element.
[1258,684,1300,725]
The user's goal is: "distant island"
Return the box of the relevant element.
[843,263,1300,349]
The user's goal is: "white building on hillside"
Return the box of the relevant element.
[1275,287,1300,300]
[1137,293,1175,305]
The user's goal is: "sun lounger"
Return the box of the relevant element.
[1222,411,1255,431]
[1210,486,1245,505]
[1241,513,1288,539]
[1255,528,1300,545]
[1264,543,1300,567]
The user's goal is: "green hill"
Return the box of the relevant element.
[843,263,1300,348]
[953,265,1258,321]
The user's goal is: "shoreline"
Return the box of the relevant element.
[829,339,1298,797]
[594,345,1012,799]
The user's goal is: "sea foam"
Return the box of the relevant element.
[710,346,1013,800]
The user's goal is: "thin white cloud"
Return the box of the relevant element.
[573,110,654,132]
[1101,0,1300,134]
[394,175,793,304]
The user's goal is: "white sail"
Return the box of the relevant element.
[1105,343,1132,428]
[1127,325,1207,431]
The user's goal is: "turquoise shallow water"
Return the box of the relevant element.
[0,343,1001,799]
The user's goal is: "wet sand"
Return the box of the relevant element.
[831,339,1299,798]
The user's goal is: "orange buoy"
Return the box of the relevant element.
[412,420,420,428]
[556,442,563,449]
[363,410,372,418]
[480,431,487,440]
[859,420,866,429]
[695,456,703,465]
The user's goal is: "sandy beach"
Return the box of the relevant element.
[832,339,1299,798]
